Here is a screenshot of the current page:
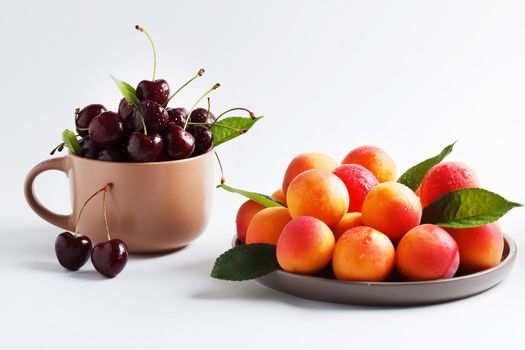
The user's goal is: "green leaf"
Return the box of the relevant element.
[62,129,81,155]
[421,188,522,228]
[398,142,456,191]
[110,75,140,107]
[211,243,279,281]
[211,116,262,147]
[218,184,285,207]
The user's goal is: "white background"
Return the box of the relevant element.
[1,0,525,349]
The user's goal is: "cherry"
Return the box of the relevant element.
[81,137,98,159]
[55,184,109,271]
[187,125,213,156]
[88,111,124,147]
[166,107,188,127]
[134,25,170,106]
[189,108,215,124]
[164,124,195,159]
[118,98,136,130]
[155,150,171,162]
[126,132,164,162]
[97,147,125,162]
[76,104,107,136]
[55,232,92,271]
[136,79,170,106]
[134,100,169,133]
[91,186,128,278]
[91,239,128,278]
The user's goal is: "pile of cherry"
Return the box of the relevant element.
[63,25,225,163]
[56,184,128,278]
[75,81,217,163]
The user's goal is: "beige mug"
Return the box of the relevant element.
[24,152,215,253]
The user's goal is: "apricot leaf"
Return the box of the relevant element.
[218,184,285,207]
[111,75,140,107]
[62,129,81,155]
[211,116,262,147]
[398,142,456,191]
[211,244,279,281]
[421,188,522,228]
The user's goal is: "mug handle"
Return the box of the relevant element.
[24,156,75,231]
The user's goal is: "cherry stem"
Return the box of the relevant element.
[205,97,211,123]
[74,184,111,238]
[102,184,112,241]
[214,150,226,184]
[135,25,157,81]
[139,112,148,136]
[212,108,256,126]
[166,68,205,104]
[184,83,221,130]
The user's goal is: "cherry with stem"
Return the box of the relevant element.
[55,184,109,271]
[184,83,221,129]
[91,184,129,278]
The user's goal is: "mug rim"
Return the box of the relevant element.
[68,150,214,166]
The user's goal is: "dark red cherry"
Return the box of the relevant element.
[133,100,169,133]
[97,147,125,162]
[88,111,124,147]
[166,107,188,127]
[76,104,107,136]
[81,137,98,159]
[187,125,213,156]
[165,125,195,159]
[118,98,136,130]
[155,150,171,162]
[55,232,92,271]
[126,132,164,162]
[189,108,215,123]
[91,239,128,278]
[136,79,170,106]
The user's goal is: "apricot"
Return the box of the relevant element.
[341,145,396,183]
[447,222,504,274]
[235,200,265,243]
[333,212,364,240]
[271,188,287,206]
[245,207,292,245]
[396,224,459,281]
[419,162,480,207]
[333,164,379,212]
[361,182,422,242]
[282,152,337,195]
[276,216,335,274]
[286,169,349,227]
[332,226,395,282]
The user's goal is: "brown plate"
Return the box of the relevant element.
[232,235,517,306]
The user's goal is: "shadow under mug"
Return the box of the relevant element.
[24,152,215,253]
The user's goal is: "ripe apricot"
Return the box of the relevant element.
[396,224,459,281]
[282,152,337,195]
[271,188,287,206]
[341,145,396,183]
[333,164,379,212]
[235,200,265,243]
[245,207,292,245]
[447,222,504,274]
[361,182,422,242]
[286,169,349,227]
[332,226,395,282]
[333,212,364,240]
[419,162,480,207]
[276,216,335,275]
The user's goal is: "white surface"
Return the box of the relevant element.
[1,0,525,349]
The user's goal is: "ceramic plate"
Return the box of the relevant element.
[232,235,516,306]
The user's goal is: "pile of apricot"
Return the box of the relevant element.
[235,146,504,282]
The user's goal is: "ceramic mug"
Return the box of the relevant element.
[24,152,215,253]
